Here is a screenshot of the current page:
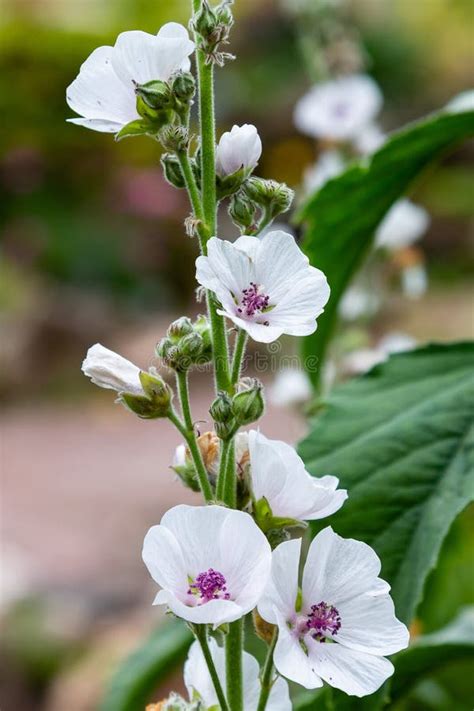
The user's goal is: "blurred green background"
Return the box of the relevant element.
[0,1,473,710]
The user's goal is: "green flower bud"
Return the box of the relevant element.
[120,370,173,419]
[193,314,212,362]
[135,80,171,111]
[135,95,172,127]
[229,190,257,230]
[243,177,294,218]
[167,316,194,342]
[210,391,236,440]
[179,332,204,364]
[232,378,264,426]
[171,72,196,102]
[216,167,247,200]
[193,0,218,40]
[216,1,234,28]
[161,153,185,189]
[158,125,189,153]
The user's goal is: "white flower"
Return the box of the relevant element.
[172,443,187,468]
[303,151,345,194]
[354,123,386,155]
[142,504,271,626]
[401,264,428,299]
[446,89,474,113]
[258,528,409,696]
[294,75,383,142]
[343,332,417,375]
[268,368,313,407]
[66,23,195,133]
[195,231,330,343]
[82,343,144,394]
[375,199,430,251]
[338,286,379,321]
[215,124,262,178]
[249,431,347,522]
[184,638,291,711]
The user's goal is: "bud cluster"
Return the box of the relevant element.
[210,378,264,439]
[156,315,212,372]
[192,0,235,66]
[229,177,294,232]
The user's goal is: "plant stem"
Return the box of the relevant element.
[223,440,236,508]
[194,625,230,711]
[176,149,207,249]
[216,437,231,501]
[231,329,248,386]
[168,406,213,502]
[256,629,278,711]
[226,619,244,711]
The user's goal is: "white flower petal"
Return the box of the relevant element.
[67,117,125,133]
[375,199,430,250]
[336,594,409,655]
[81,343,144,394]
[66,46,138,128]
[269,368,312,407]
[273,608,324,689]
[142,525,187,592]
[216,124,262,177]
[258,539,301,624]
[166,594,244,626]
[306,639,395,697]
[302,527,386,607]
[196,237,253,300]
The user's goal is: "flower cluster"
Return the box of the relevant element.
[70,7,409,710]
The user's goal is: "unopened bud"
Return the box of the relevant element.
[167,317,194,342]
[171,72,196,102]
[193,314,212,362]
[179,332,204,363]
[135,80,171,111]
[171,444,200,492]
[232,378,264,426]
[216,1,234,28]
[229,191,257,230]
[158,125,189,153]
[252,609,276,644]
[193,0,218,39]
[161,153,185,189]
[243,177,294,218]
[210,391,236,440]
[120,370,173,419]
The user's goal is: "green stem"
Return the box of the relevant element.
[168,406,213,502]
[176,149,207,248]
[216,437,231,501]
[176,370,194,431]
[226,619,244,711]
[256,629,278,711]
[223,440,236,508]
[207,292,231,393]
[194,625,230,711]
[231,329,248,386]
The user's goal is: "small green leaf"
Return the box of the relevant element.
[115,118,155,141]
[299,342,474,625]
[99,618,192,711]
[295,109,474,385]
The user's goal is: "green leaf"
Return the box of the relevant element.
[299,342,474,625]
[391,606,474,702]
[99,618,192,711]
[115,118,155,141]
[295,109,474,385]
[293,608,474,711]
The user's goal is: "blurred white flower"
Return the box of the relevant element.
[249,431,347,522]
[401,264,428,299]
[304,150,345,194]
[66,23,194,133]
[446,89,474,113]
[142,504,271,626]
[196,231,330,343]
[215,124,262,178]
[294,74,383,142]
[184,638,291,710]
[258,529,409,695]
[344,332,417,375]
[338,286,379,321]
[375,199,430,251]
[268,368,312,406]
[354,123,386,155]
[82,343,144,394]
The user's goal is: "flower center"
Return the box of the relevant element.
[187,568,230,603]
[237,282,270,318]
[305,601,341,642]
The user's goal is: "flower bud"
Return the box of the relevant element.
[243,177,294,219]
[252,609,276,644]
[135,80,171,111]
[210,391,236,440]
[229,191,257,231]
[193,1,218,40]
[171,444,200,493]
[179,332,205,364]
[161,153,185,189]
[171,72,196,102]
[232,378,264,426]
[167,316,194,342]
[120,371,172,419]
[215,1,234,28]
[193,314,212,363]
[158,125,189,153]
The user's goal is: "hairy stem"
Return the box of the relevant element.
[176,149,207,249]
[194,625,230,711]
[226,619,244,711]
[216,437,231,501]
[256,629,278,711]
[168,405,213,502]
[231,329,248,386]
[223,440,236,508]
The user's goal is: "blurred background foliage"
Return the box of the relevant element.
[0,1,473,710]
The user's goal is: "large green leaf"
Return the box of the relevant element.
[299,342,474,625]
[100,618,192,711]
[294,607,474,711]
[295,109,474,385]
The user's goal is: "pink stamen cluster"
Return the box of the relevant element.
[237,282,270,318]
[306,601,341,642]
[188,568,230,603]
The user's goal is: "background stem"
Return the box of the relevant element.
[226,619,244,711]
[168,406,213,502]
[194,625,230,711]
[256,629,278,711]
[231,330,248,387]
